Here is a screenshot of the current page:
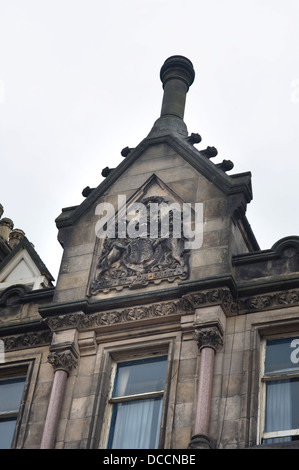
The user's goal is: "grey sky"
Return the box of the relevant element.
[0,0,299,281]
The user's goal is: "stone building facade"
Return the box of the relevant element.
[1,56,299,449]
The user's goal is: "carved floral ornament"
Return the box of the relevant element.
[3,288,299,352]
[41,288,299,335]
[44,301,185,332]
[2,330,52,352]
[193,325,223,351]
[47,350,78,375]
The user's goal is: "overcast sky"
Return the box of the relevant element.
[1,0,299,282]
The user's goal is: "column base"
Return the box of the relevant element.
[188,434,216,449]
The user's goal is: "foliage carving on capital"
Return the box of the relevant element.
[193,325,223,351]
[47,350,78,375]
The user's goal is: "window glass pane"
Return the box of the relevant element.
[109,397,163,449]
[0,377,26,413]
[0,418,17,449]
[113,357,167,397]
[265,337,299,375]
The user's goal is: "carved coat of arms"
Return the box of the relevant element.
[89,197,190,294]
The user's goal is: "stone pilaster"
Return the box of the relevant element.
[188,321,223,449]
[40,327,79,448]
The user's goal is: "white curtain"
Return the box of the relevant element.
[264,379,292,443]
[115,368,130,396]
[111,398,162,449]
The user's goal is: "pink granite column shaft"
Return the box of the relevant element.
[40,369,68,449]
[194,346,215,436]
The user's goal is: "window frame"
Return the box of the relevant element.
[0,363,30,449]
[107,355,168,449]
[259,333,299,444]
[97,339,173,450]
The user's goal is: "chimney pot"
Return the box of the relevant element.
[147,56,195,138]
[9,228,25,249]
[0,218,14,242]
[160,55,195,119]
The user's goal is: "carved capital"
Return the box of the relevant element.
[47,349,78,375]
[193,324,223,351]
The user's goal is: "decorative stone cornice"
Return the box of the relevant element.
[47,349,78,375]
[183,288,237,316]
[237,289,299,314]
[193,323,223,351]
[44,312,84,331]
[44,300,185,332]
[2,329,52,352]
[184,287,299,316]
[40,287,299,338]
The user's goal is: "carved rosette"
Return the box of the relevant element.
[47,350,78,375]
[193,325,223,351]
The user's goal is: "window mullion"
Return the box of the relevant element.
[110,390,164,403]
[263,429,299,439]
[0,411,18,419]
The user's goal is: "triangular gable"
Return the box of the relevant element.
[0,237,54,291]
[88,174,201,296]
[55,134,253,230]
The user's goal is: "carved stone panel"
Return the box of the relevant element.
[89,196,190,295]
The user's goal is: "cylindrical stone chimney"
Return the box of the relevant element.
[147,55,195,138]
[160,55,195,120]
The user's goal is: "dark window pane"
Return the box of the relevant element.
[0,378,26,413]
[265,337,299,375]
[0,418,17,449]
[108,357,168,449]
[114,357,167,397]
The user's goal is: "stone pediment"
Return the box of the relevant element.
[55,134,253,230]
[88,174,194,295]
